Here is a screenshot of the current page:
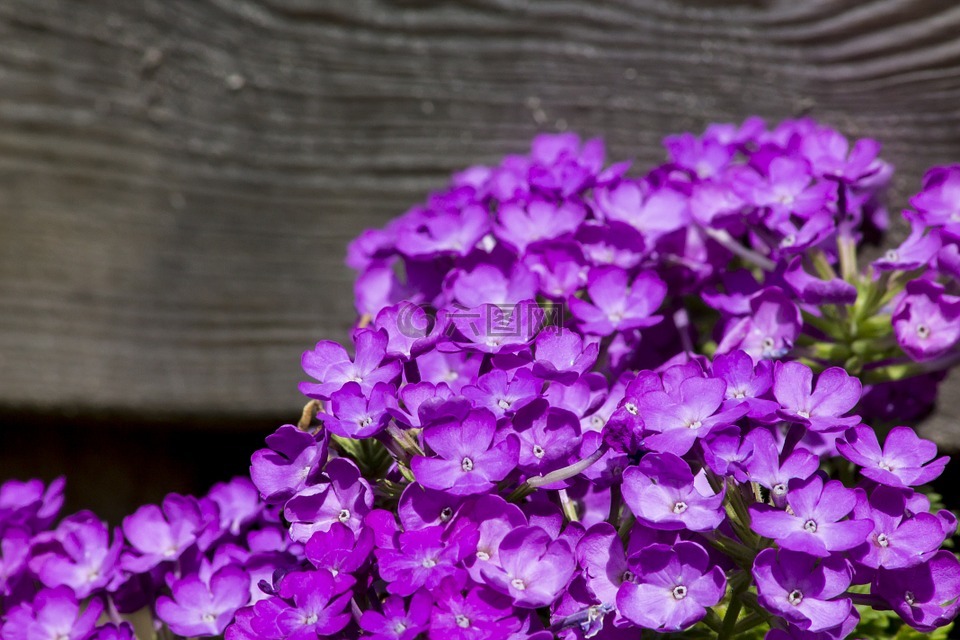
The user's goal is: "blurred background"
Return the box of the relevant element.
[3,0,960,522]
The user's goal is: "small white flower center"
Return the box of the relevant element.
[781,234,796,247]
[673,501,688,514]
[532,444,545,459]
[878,461,894,472]
[685,419,702,429]
[773,483,787,496]
[305,613,319,625]
[591,415,605,429]
[511,578,527,590]
[359,416,373,427]
[338,509,351,523]
[621,570,634,583]
[885,249,899,262]
[476,550,490,561]
[797,409,810,419]
[422,558,437,568]
[733,389,746,399]
[876,533,890,548]
[803,519,818,533]
[624,402,639,415]
[461,457,474,472]
[498,399,511,410]
[788,589,803,606]
[394,622,408,633]
[455,614,471,628]
[905,590,916,606]
[761,336,776,350]
[202,613,216,622]
[917,324,931,339]
[672,585,687,600]
[440,506,453,522]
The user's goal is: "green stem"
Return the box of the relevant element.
[607,484,622,527]
[862,349,960,384]
[702,609,723,633]
[732,612,765,635]
[717,590,743,640]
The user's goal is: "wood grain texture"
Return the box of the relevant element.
[2,0,960,442]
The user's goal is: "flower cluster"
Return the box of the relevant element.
[0,476,301,639]
[3,120,960,640]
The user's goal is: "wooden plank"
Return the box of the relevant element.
[1,0,960,444]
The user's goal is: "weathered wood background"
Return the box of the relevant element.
[3,0,960,509]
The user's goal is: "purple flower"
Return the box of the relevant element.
[510,399,582,478]
[283,457,373,543]
[304,522,374,586]
[480,525,576,608]
[716,287,801,361]
[621,453,725,531]
[156,565,251,637]
[773,362,861,432]
[798,126,883,184]
[568,268,666,336]
[377,523,477,596]
[450,263,537,309]
[461,369,538,419]
[457,495,527,584]
[531,328,599,385]
[741,428,819,507]
[910,165,960,227]
[395,206,490,258]
[360,591,433,640]
[208,477,261,537]
[752,548,854,632]
[892,280,960,362]
[412,408,519,496]
[873,551,960,632]
[248,569,355,639]
[593,180,689,238]
[299,328,401,400]
[636,376,748,456]
[576,522,630,607]
[522,240,588,299]
[495,199,586,254]
[447,300,542,354]
[121,494,204,573]
[429,576,521,640]
[89,623,136,640]
[249,424,328,504]
[321,381,395,438]
[374,302,447,360]
[782,257,857,305]
[851,485,945,570]
[837,425,948,488]
[398,484,466,531]
[0,527,31,599]
[0,477,65,535]
[711,350,779,420]
[0,585,103,640]
[750,473,873,557]
[873,214,941,271]
[616,541,725,632]
[29,511,122,598]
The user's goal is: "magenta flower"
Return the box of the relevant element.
[750,473,873,557]
[783,257,857,305]
[0,586,103,640]
[249,424,328,504]
[873,214,941,271]
[851,485,946,570]
[480,525,576,608]
[711,350,778,420]
[377,524,477,596]
[429,576,521,640]
[716,287,801,361]
[531,328,599,385]
[457,495,527,584]
[299,328,401,400]
[412,408,520,496]
[448,300,542,354]
[360,591,433,640]
[576,522,631,608]
[616,542,725,632]
[0,477,65,534]
[494,199,586,254]
[874,551,960,632]
[910,165,960,226]
[837,425,948,488]
[753,548,854,632]
[510,400,582,477]
[248,569,355,639]
[304,522,374,587]
[522,240,588,299]
[593,179,689,238]
[321,381,395,438]
[208,477,261,537]
[892,280,960,362]
[156,565,251,637]
[121,494,204,573]
[772,361,861,432]
[462,369,538,419]
[283,458,373,542]
[29,511,122,598]
[450,263,537,309]
[621,453,725,531]
[374,302,447,361]
[568,267,666,336]
[395,206,490,259]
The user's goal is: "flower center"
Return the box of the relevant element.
[591,415,605,429]
[905,591,916,606]
[455,614,471,628]
[498,398,511,410]
[733,389,746,399]
[304,613,319,625]
[394,622,408,633]
[202,613,215,622]
[876,533,890,548]
[461,457,474,471]
[511,578,527,590]
[917,324,931,339]
[885,249,899,262]
[781,234,796,247]
[673,501,688,514]
[440,506,453,522]
[476,550,490,561]
[788,589,803,606]
[532,444,545,459]
[359,416,373,427]
[621,570,634,583]
[685,419,702,429]
[338,509,351,523]
[672,585,687,600]
[422,558,437,568]
[878,460,894,472]
[797,409,810,419]
[773,483,787,496]
[761,336,776,350]
[803,519,818,533]
[624,402,639,415]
